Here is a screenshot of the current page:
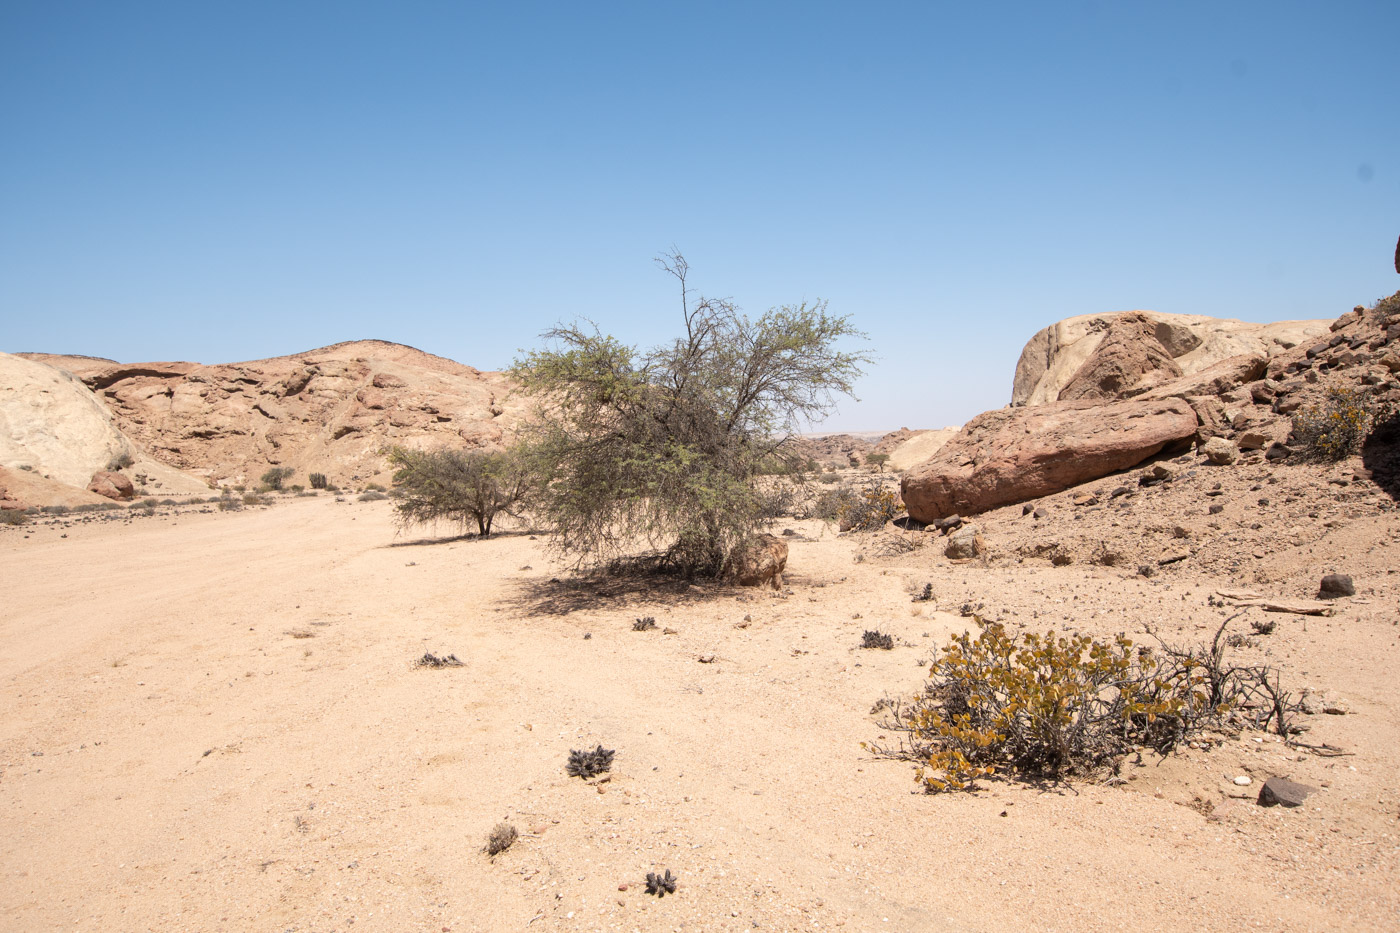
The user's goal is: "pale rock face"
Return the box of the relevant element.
[0,352,138,487]
[1012,311,1331,407]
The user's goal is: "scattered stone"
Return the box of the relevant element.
[1208,504,1224,514]
[1158,549,1190,565]
[1032,507,1048,519]
[1318,574,1356,598]
[417,652,464,668]
[933,514,964,532]
[1233,775,1252,786]
[87,471,135,501]
[1264,443,1292,461]
[1137,564,1156,577]
[944,525,986,560]
[1072,492,1098,506]
[1201,436,1239,465]
[1257,776,1317,808]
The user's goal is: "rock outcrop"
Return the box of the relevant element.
[1012,311,1330,407]
[1058,312,1182,402]
[900,398,1198,522]
[87,470,136,501]
[22,340,525,489]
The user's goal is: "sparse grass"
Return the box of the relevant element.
[242,492,268,506]
[358,490,388,502]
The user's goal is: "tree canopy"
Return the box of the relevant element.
[513,251,869,576]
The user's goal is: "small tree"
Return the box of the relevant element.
[513,250,869,576]
[385,446,531,537]
[865,452,890,473]
[260,466,294,491]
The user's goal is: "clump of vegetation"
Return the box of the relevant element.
[1290,385,1390,461]
[565,745,615,779]
[913,583,934,603]
[632,616,658,631]
[260,466,294,491]
[417,651,464,668]
[385,446,532,537]
[483,823,518,856]
[105,451,134,471]
[839,481,902,531]
[644,869,678,897]
[807,483,857,521]
[861,629,895,650]
[871,617,1302,793]
[1250,618,1276,636]
[40,504,70,515]
[0,509,27,526]
[358,490,389,502]
[308,472,329,490]
[242,492,268,506]
[217,496,242,511]
[511,250,868,577]
[865,452,890,472]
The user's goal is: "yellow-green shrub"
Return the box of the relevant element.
[868,619,1218,791]
[1290,385,1387,461]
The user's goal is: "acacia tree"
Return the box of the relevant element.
[513,251,869,576]
[384,446,531,537]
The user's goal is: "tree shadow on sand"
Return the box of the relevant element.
[1362,408,1400,502]
[514,558,787,616]
[380,529,535,548]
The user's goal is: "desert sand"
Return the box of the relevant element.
[3,477,1397,932]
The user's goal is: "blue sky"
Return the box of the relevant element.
[2,1,1396,431]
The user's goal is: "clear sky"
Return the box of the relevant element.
[2,1,1397,431]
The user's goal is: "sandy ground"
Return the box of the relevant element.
[2,486,1398,932]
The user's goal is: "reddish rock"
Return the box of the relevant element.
[88,470,136,501]
[1059,313,1182,402]
[732,534,787,589]
[371,371,406,389]
[901,398,1198,522]
[1138,353,1269,401]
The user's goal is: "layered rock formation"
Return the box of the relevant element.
[1012,311,1330,407]
[21,340,525,489]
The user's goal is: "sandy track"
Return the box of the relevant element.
[2,496,1396,932]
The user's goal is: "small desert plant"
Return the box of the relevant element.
[105,451,134,471]
[217,498,242,511]
[861,629,895,650]
[243,492,268,506]
[565,745,615,779]
[0,509,26,526]
[913,583,933,602]
[385,445,532,537]
[259,467,294,491]
[159,498,177,506]
[632,616,658,631]
[807,483,857,520]
[865,452,890,472]
[1290,385,1389,461]
[358,490,389,502]
[417,651,464,668]
[288,484,304,493]
[364,482,387,493]
[40,504,70,515]
[645,870,678,897]
[309,472,328,490]
[1250,618,1276,636]
[484,823,518,856]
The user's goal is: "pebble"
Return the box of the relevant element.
[1233,775,1252,786]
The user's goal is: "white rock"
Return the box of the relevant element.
[1233,775,1252,786]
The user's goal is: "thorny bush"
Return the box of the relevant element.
[870,620,1211,791]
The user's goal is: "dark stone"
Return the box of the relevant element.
[934,514,964,532]
[1265,443,1293,460]
[1318,574,1356,598]
[1022,503,1035,515]
[1257,776,1317,808]
[1209,504,1224,514]
[1033,507,1048,519]
[1328,333,1348,348]
[1305,343,1329,359]
[1137,563,1156,577]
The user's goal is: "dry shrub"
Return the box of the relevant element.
[869,619,1220,791]
[484,823,517,856]
[1291,385,1389,461]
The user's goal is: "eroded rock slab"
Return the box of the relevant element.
[901,398,1198,522]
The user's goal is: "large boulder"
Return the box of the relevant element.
[901,398,1198,522]
[732,534,788,589]
[1012,311,1330,407]
[87,470,136,501]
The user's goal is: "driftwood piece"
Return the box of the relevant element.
[1215,590,1334,616]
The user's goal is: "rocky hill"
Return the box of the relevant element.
[7,340,526,504]
[904,297,1400,523]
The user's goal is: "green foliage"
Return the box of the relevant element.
[512,251,868,576]
[1290,385,1389,461]
[865,452,890,472]
[841,481,902,531]
[868,619,1223,792]
[385,445,532,537]
[259,466,294,491]
[308,472,329,490]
